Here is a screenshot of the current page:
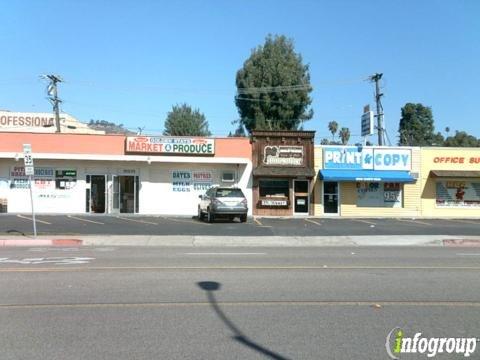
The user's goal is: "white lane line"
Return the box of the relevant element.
[184,252,266,256]
[305,218,322,226]
[17,214,51,225]
[162,217,210,226]
[351,219,377,226]
[456,253,480,256]
[67,215,104,225]
[445,219,479,226]
[116,217,158,225]
[253,218,263,226]
[397,219,432,226]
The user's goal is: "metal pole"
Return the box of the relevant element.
[28,175,37,238]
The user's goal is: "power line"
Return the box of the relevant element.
[40,74,63,133]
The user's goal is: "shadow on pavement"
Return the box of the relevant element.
[197,281,291,360]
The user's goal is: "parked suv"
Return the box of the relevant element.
[198,187,248,223]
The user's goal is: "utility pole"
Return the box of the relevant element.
[369,73,384,146]
[42,75,63,133]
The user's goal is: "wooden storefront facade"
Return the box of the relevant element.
[251,130,316,216]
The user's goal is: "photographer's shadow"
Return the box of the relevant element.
[197,281,291,360]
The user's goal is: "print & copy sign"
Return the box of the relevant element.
[323,147,411,171]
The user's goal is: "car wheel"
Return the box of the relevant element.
[207,209,215,223]
[240,214,247,223]
[198,206,204,220]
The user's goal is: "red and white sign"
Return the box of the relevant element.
[126,137,215,155]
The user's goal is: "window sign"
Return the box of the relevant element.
[356,182,402,208]
[193,171,212,191]
[172,170,192,192]
[263,146,303,166]
[436,181,480,207]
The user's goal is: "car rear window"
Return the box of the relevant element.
[215,189,244,198]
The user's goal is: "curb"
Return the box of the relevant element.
[0,239,82,247]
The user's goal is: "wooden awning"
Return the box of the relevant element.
[430,170,480,178]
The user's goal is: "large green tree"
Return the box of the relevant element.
[444,131,480,147]
[235,34,313,133]
[398,103,437,146]
[163,104,211,136]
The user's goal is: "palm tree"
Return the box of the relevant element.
[445,126,450,138]
[328,121,338,142]
[339,127,351,145]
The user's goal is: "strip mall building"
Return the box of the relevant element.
[0,122,479,218]
[0,132,252,215]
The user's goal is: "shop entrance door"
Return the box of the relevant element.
[323,181,339,215]
[293,180,309,215]
[86,175,106,213]
[111,175,139,214]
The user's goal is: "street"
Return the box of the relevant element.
[1,246,479,359]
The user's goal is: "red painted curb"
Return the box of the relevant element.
[443,239,480,247]
[0,239,83,247]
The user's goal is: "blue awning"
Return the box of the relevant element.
[318,169,415,183]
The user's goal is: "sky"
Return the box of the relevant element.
[1,0,479,144]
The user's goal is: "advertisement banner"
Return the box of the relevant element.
[356,182,402,208]
[127,137,215,155]
[263,146,304,166]
[436,181,480,207]
[323,147,411,171]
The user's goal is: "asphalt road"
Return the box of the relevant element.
[1,214,480,236]
[1,246,479,359]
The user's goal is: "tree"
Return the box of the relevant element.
[328,121,338,142]
[444,131,480,147]
[163,103,211,136]
[398,103,436,146]
[235,34,313,133]
[339,127,350,145]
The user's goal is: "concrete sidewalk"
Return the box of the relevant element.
[1,235,480,247]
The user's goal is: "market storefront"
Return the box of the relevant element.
[420,148,480,217]
[314,146,421,217]
[251,130,315,216]
[0,133,252,215]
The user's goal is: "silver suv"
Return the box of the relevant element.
[198,187,248,223]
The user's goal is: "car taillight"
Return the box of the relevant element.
[241,199,247,206]
[213,199,223,206]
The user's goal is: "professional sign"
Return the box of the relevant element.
[436,181,480,208]
[260,199,288,206]
[323,147,411,171]
[0,112,55,130]
[127,137,215,155]
[263,146,303,166]
[432,156,480,165]
[361,110,374,137]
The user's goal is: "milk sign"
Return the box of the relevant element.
[323,147,411,171]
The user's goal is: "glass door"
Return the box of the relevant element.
[293,180,309,215]
[111,175,120,214]
[323,181,339,214]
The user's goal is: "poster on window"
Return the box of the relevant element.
[436,181,480,207]
[192,171,213,192]
[356,182,402,208]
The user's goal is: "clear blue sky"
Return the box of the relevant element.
[1,0,479,144]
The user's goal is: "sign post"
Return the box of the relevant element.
[23,144,37,238]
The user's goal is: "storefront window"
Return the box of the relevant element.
[356,182,402,208]
[436,180,480,207]
[259,180,289,198]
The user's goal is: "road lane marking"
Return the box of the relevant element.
[116,217,158,225]
[1,265,480,272]
[444,219,480,226]
[397,219,432,226]
[67,215,104,225]
[351,219,377,226]
[1,301,480,310]
[184,252,266,256]
[163,217,210,226]
[253,218,263,226]
[305,218,322,226]
[17,214,51,225]
[456,253,480,256]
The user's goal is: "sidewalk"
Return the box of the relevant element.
[1,235,480,247]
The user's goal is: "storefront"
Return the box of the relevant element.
[420,148,480,217]
[314,146,421,217]
[0,132,252,215]
[251,130,315,216]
